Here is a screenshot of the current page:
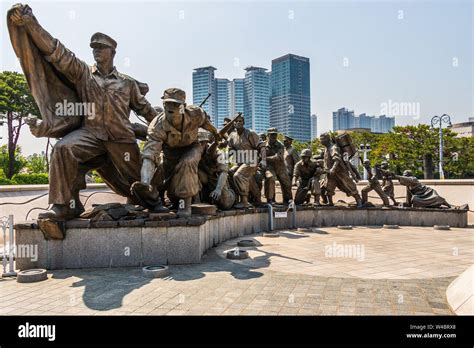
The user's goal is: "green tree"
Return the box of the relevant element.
[26,152,48,174]
[0,71,39,178]
[0,144,27,178]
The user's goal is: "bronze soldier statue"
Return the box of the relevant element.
[380,161,398,205]
[259,133,267,143]
[8,4,163,219]
[227,114,266,208]
[293,149,323,205]
[197,131,236,210]
[137,88,220,217]
[361,160,390,206]
[391,170,453,208]
[319,132,362,207]
[283,135,300,181]
[264,128,293,204]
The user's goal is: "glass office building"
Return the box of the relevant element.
[243,66,271,134]
[270,54,311,142]
[192,66,217,123]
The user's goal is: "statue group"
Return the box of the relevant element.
[7,4,462,221]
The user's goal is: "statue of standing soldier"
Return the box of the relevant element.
[137,88,221,217]
[319,132,362,207]
[227,114,266,208]
[380,161,398,205]
[361,160,390,206]
[263,128,293,204]
[8,4,164,220]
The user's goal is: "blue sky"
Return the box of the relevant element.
[1,0,472,155]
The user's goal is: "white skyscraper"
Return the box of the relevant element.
[311,114,318,140]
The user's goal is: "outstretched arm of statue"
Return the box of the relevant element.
[141,127,163,185]
[210,172,228,201]
[130,82,158,123]
[10,4,87,83]
[10,4,57,56]
[201,113,221,142]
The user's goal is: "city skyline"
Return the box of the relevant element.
[333,107,395,133]
[0,0,472,154]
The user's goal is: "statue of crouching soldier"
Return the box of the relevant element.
[293,149,324,205]
[390,170,466,209]
[135,88,220,218]
[197,130,236,210]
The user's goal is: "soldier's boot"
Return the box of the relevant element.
[234,195,250,209]
[38,204,81,220]
[177,197,192,218]
[321,193,328,205]
[380,194,390,206]
[326,195,334,206]
[131,182,169,213]
[354,193,363,208]
[390,196,398,205]
[73,191,85,217]
[314,195,321,206]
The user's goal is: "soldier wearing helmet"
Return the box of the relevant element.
[293,149,324,205]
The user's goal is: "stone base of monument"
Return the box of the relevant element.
[14,206,468,270]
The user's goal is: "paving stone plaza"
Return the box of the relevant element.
[1,226,472,316]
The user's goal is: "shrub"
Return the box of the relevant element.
[11,173,49,184]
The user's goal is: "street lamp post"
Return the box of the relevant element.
[359,143,371,180]
[430,114,452,180]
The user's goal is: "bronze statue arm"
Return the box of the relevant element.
[11,5,57,56]
[201,118,221,142]
[130,82,158,123]
[11,5,87,84]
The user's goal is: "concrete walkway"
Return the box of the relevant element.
[1,226,471,315]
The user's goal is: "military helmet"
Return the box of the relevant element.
[162,88,186,104]
[267,127,278,134]
[301,149,312,157]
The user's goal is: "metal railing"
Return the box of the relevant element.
[1,215,16,277]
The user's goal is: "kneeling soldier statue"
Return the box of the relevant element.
[293,149,324,205]
[136,88,220,217]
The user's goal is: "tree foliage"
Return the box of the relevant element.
[0,71,39,178]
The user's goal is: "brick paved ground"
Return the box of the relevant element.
[0,226,471,315]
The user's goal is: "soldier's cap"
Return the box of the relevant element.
[301,149,312,157]
[284,135,294,141]
[403,170,413,177]
[223,117,232,123]
[90,32,117,50]
[162,88,186,104]
[267,127,278,134]
[259,133,267,137]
